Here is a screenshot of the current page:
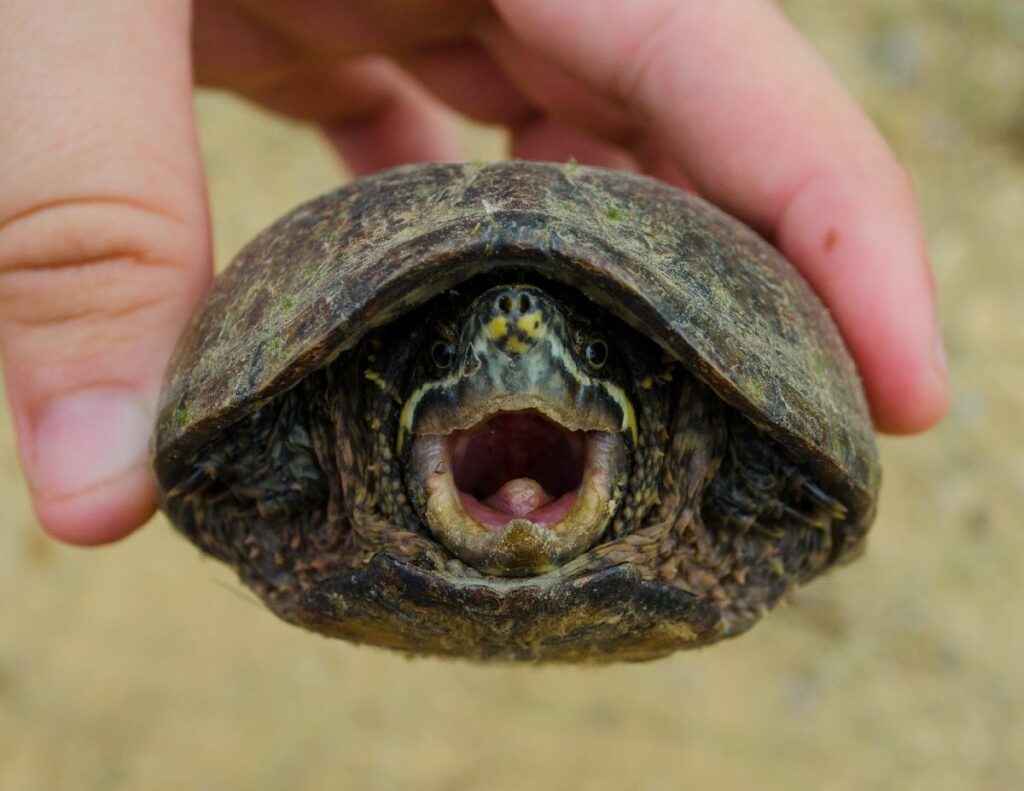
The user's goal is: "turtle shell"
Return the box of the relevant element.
[155,161,878,556]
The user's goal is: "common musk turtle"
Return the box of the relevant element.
[154,162,879,662]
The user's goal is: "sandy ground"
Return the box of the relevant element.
[2,3,1023,789]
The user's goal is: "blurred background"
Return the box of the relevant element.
[2,2,1022,789]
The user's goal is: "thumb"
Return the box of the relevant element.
[0,2,210,544]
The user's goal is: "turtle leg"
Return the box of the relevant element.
[615,369,846,632]
[695,416,848,629]
[703,418,847,574]
[161,386,341,606]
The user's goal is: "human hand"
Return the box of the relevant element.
[0,0,947,545]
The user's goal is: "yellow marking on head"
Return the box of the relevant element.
[396,385,426,455]
[516,310,544,339]
[660,370,674,382]
[486,316,509,341]
[363,369,402,404]
[601,382,638,446]
[639,376,654,389]
[505,335,531,354]
[396,369,464,455]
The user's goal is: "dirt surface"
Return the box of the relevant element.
[2,3,1022,789]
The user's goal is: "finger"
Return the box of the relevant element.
[194,0,490,88]
[397,40,535,126]
[325,64,466,176]
[478,27,639,147]
[510,119,698,196]
[478,30,699,190]
[399,41,643,172]
[406,33,699,190]
[0,2,210,543]
[630,138,698,194]
[239,57,467,175]
[195,3,468,173]
[193,0,303,90]
[510,117,636,170]
[225,0,486,54]
[491,0,947,433]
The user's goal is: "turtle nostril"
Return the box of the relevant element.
[494,289,535,316]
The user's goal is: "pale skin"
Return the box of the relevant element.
[0,1,947,546]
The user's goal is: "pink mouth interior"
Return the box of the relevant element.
[450,411,586,530]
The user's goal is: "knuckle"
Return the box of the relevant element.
[0,195,197,335]
[616,2,690,104]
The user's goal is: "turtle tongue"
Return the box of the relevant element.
[482,477,555,518]
[449,411,588,530]
[457,484,578,530]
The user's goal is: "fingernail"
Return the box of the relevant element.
[29,388,152,497]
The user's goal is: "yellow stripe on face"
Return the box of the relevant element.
[363,369,402,404]
[396,383,430,455]
[486,316,509,341]
[601,381,638,446]
[516,310,544,339]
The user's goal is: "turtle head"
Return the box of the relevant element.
[401,283,635,576]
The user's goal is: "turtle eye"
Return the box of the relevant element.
[584,339,608,369]
[431,341,456,369]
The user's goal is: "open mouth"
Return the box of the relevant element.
[451,411,586,530]
[408,408,627,576]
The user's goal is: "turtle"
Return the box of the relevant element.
[154,161,879,662]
